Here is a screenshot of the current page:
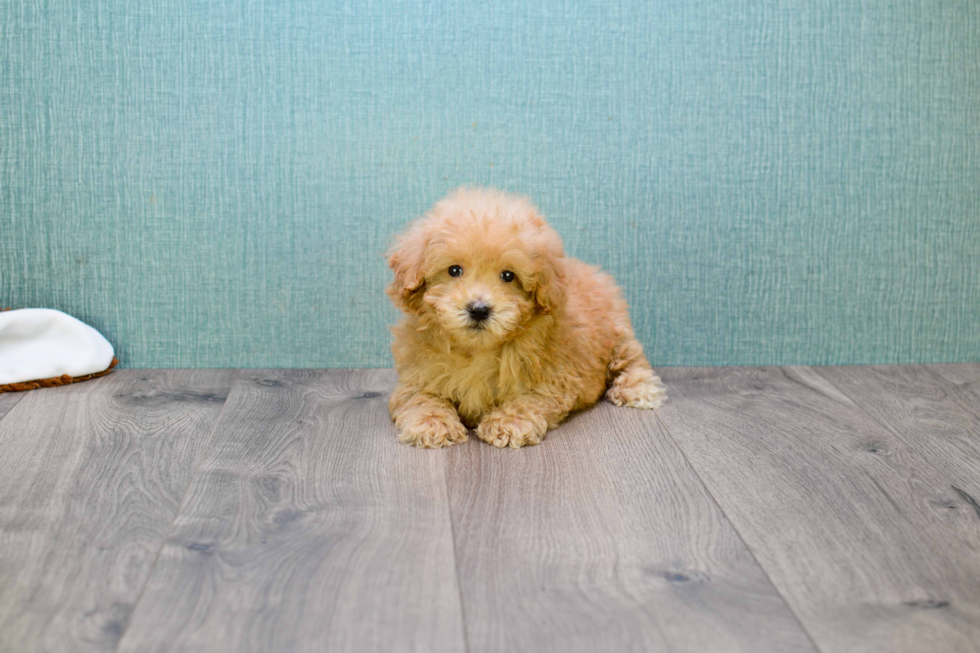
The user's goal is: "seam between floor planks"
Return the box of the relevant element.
[652,409,826,653]
[109,369,243,653]
[5,365,979,653]
[0,369,239,653]
[807,364,980,495]
[812,365,969,463]
[115,369,467,653]
[0,392,26,424]
[445,398,818,653]
[442,448,473,653]
[655,365,980,653]
[808,363,980,524]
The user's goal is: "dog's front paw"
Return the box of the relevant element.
[607,374,667,410]
[477,413,547,449]
[397,412,469,449]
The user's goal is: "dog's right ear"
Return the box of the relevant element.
[386,224,428,314]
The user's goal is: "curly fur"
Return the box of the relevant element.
[386,187,666,448]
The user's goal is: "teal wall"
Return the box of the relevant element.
[2,0,978,368]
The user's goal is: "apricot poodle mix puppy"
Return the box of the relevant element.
[386,187,666,449]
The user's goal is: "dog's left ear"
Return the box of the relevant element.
[525,226,567,316]
[530,257,566,315]
[386,224,428,314]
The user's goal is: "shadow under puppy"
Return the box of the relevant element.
[387,187,665,449]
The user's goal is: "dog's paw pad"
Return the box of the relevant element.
[398,415,469,448]
[477,415,544,449]
[607,379,667,410]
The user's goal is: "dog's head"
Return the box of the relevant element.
[387,187,566,345]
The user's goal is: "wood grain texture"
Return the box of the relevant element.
[926,362,980,388]
[0,369,236,653]
[447,400,817,653]
[813,364,980,494]
[0,392,24,421]
[657,366,980,653]
[117,369,466,653]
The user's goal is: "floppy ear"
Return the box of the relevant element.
[530,255,566,315]
[525,224,566,315]
[386,224,428,314]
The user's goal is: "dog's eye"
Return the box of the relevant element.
[448,265,463,277]
[500,270,516,283]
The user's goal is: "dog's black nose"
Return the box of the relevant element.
[466,302,491,322]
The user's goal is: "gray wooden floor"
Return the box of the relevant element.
[0,366,978,653]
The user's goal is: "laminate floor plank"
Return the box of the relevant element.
[447,399,818,653]
[0,369,237,653]
[926,362,980,389]
[657,366,980,653]
[6,365,977,653]
[813,364,980,496]
[117,369,466,653]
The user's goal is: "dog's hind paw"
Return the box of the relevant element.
[607,375,667,410]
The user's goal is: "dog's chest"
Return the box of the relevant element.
[440,349,526,424]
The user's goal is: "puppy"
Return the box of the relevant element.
[386,187,666,448]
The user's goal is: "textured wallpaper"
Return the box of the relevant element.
[1,0,978,368]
